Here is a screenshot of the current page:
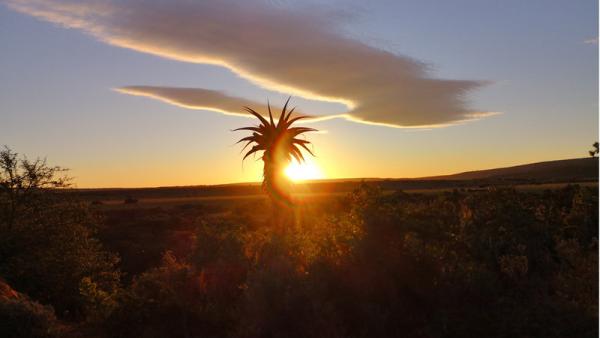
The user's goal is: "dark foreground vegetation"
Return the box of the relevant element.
[1,148,598,337]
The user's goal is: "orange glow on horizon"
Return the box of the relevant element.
[285,158,324,182]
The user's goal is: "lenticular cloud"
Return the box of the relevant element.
[7,0,494,127]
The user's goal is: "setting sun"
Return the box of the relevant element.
[285,158,324,181]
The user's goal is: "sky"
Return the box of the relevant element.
[0,0,597,188]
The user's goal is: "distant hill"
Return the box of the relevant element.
[421,157,598,181]
[295,157,598,194]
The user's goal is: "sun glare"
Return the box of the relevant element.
[285,158,324,182]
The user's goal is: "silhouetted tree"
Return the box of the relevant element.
[234,99,316,209]
[589,142,598,157]
[0,146,69,230]
[0,146,120,318]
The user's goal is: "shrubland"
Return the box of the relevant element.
[0,147,597,337]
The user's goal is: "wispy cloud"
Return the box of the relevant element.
[116,86,307,119]
[7,0,493,128]
[116,86,348,124]
[584,37,598,45]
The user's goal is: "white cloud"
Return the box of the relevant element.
[117,86,351,124]
[116,86,306,119]
[7,0,493,127]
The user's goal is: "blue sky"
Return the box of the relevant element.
[0,0,597,187]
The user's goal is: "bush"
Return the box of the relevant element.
[0,279,65,338]
[0,147,121,319]
[237,184,598,337]
[107,252,199,337]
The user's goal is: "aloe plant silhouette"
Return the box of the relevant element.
[235,98,316,208]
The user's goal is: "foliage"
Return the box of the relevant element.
[0,279,66,338]
[107,250,242,338]
[238,184,598,337]
[0,146,69,230]
[589,141,598,157]
[0,146,597,336]
[0,147,121,319]
[96,183,598,337]
[79,276,119,322]
[234,99,316,206]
